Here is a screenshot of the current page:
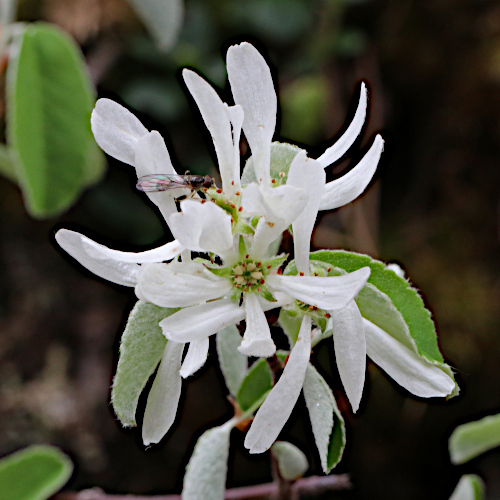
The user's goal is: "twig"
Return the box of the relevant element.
[53,474,351,500]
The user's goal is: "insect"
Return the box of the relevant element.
[136,174,214,193]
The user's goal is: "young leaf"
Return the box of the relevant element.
[111,300,178,427]
[216,325,248,397]
[241,142,303,186]
[0,445,73,500]
[310,250,443,362]
[449,475,485,500]
[182,420,234,500]
[449,414,500,465]
[126,0,184,51]
[271,441,309,481]
[237,358,272,412]
[278,308,302,345]
[6,23,104,218]
[303,364,345,473]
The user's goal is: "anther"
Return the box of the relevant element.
[259,279,265,285]
[299,272,304,276]
[245,255,249,259]
[238,206,243,212]
[216,189,222,194]
[271,179,276,184]
[235,191,241,196]
[324,313,331,318]
[256,262,261,267]
[231,181,234,185]
[267,265,271,269]
[230,203,236,209]
[327,267,331,272]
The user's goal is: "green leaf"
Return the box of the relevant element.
[271,441,308,481]
[278,308,302,345]
[126,0,184,51]
[303,364,345,473]
[111,300,178,427]
[0,144,19,183]
[309,250,443,362]
[0,445,73,500]
[449,475,485,500]
[216,325,248,397]
[182,420,233,500]
[6,22,105,218]
[449,414,500,465]
[241,142,303,186]
[237,358,272,412]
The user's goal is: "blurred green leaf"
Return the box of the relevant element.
[0,143,18,183]
[6,22,104,218]
[126,0,184,51]
[278,308,302,345]
[271,441,308,480]
[449,414,500,465]
[237,358,272,412]
[0,445,73,500]
[112,300,178,426]
[449,475,485,500]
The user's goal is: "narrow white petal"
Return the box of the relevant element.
[83,238,183,263]
[183,70,235,195]
[137,262,231,307]
[226,104,244,193]
[332,301,366,412]
[169,200,233,255]
[239,293,276,358]
[287,153,325,275]
[319,134,384,211]
[227,42,276,185]
[364,318,455,397]
[55,229,139,286]
[244,316,312,454]
[267,267,370,310]
[180,339,210,378]
[91,98,148,165]
[135,132,185,223]
[142,341,184,445]
[316,83,368,168]
[160,300,246,342]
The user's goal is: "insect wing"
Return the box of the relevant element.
[136,174,189,192]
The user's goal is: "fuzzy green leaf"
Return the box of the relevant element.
[241,142,303,185]
[309,250,443,362]
[182,421,233,500]
[449,414,500,465]
[111,301,178,426]
[271,441,308,481]
[216,325,248,397]
[449,475,485,500]
[237,358,272,412]
[0,445,73,500]
[6,22,105,218]
[303,364,345,473]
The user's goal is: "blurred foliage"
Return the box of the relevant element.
[0,0,499,499]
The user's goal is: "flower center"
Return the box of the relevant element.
[232,260,265,292]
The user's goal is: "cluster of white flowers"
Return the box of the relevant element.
[56,42,454,454]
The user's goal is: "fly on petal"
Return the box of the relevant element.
[136,174,214,193]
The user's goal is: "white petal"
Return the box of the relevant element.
[142,340,184,445]
[160,299,246,342]
[91,98,148,165]
[364,318,455,397]
[226,104,244,193]
[287,153,325,275]
[83,238,183,263]
[180,339,209,378]
[169,200,234,255]
[238,293,276,357]
[316,83,368,168]
[244,316,312,454]
[319,134,384,211]
[135,132,186,223]
[136,262,231,307]
[55,229,139,286]
[332,301,366,412]
[183,70,235,196]
[267,267,370,310]
[227,42,276,185]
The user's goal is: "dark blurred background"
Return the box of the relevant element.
[1,0,499,498]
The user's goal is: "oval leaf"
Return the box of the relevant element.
[303,364,345,473]
[449,414,500,465]
[216,325,248,397]
[0,445,73,500]
[111,300,178,426]
[6,22,104,218]
[271,441,308,481]
[236,358,272,412]
[182,420,233,500]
